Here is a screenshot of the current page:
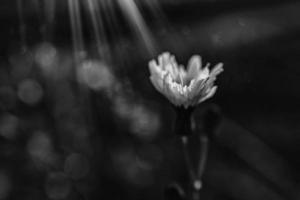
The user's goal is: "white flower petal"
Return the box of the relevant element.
[210,63,224,77]
[199,86,217,103]
[187,78,205,100]
[204,63,223,89]
[187,55,201,78]
[150,75,164,92]
[148,60,161,76]
[198,67,210,80]
[161,52,171,70]
[165,81,182,106]
[165,63,177,79]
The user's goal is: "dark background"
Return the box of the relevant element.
[0,0,300,200]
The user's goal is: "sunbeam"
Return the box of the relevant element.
[68,0,85,63]
[117,0,156,54]
[85,0,105,57]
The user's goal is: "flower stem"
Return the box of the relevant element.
[197,135,209,179]
[175,107,194,136]
[180,135,209,200]
[181,136,196,181]
[191,135,209,200]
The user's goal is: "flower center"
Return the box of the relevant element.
[173,75,192,87]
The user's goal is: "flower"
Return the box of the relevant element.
[148,52,224,108]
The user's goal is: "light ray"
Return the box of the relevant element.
[68,0,85,63]
[85,0,104,57]
[117,0,156,54]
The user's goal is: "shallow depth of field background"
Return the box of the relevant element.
[0,0,300,200]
